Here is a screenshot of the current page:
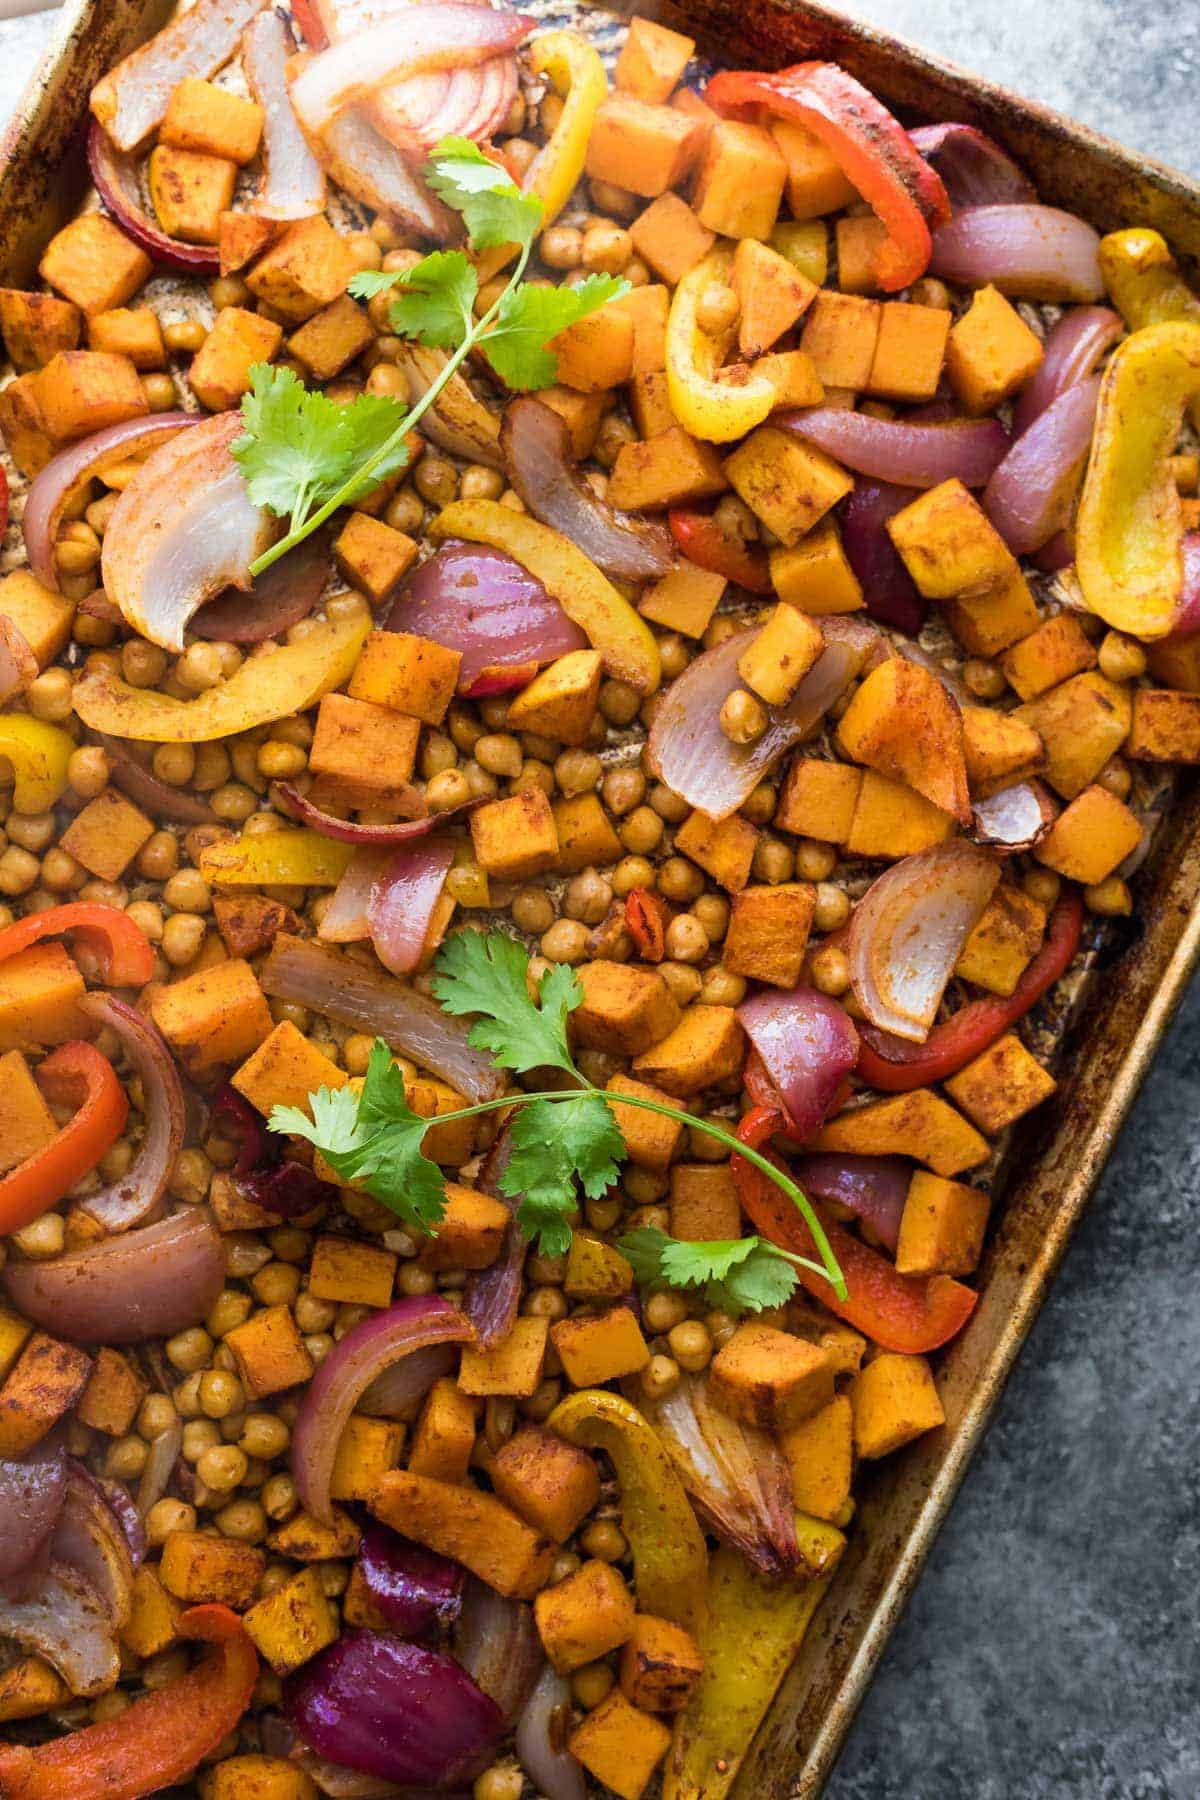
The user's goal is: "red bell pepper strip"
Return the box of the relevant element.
[625,887,671,962]
[705,62,951,291]
[856,889,1084,1093]
[0,1040,128,1237]
[0,1604,257,1800]
[733,1106,976,1352]
[0,901,155,988]
[668,507,773,595]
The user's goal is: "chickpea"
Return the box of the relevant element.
[624,256,651,289]
[648,781,689,823]
[55,520,101,576]
[27,667,73,722]
[644,1291,689,1333]
[810,941,851,996]
[688,1114,730,1162]
[554,749,602,795]
[599,678,641,726]
[176,641,225,693]
[7,811,54,853]
[659,960,702,1006]
[1097,757,1133,800]
[257,739,307,779]
[207,1289,253,1338]
[253,1262,301,1307]
[463,760,498,799]
[426,768,474,812]
[459,464,506,502]
[191,743,232,790]
[164,318,207,354]
[813,881,851,933]
[1098,631,1147,683]
[197,1444,248,1493]
[166,1326,213,1373]
[398,1262,436,1297]
[511,886,555,935]
[163,868,211,912]
[581,221,632,275]
[658,856,704,904]
[699,965,746,1006]
[145,1498,196,1547]
[382,485,424,535]
[217,1498,268,1542]
[794,836,836,881]
[719,687,768,745]
[240,1413,290,1460]
[474,733,523,779]
[594,412,637,469]
[541,224,583,270]
[523,1286,567,1321]
[0,847,40,896]
[639,1353,682,1401]
[199,1370,245,1419]
[588,178,638,221]
[580,1518,627,1562]
[692,893,729,942]
[620,805,664,855]
[696,281,740,336]
[162,913,206,966]
[12,1213,64,1259]
[564,869,613,926]
[571,1662,616,1709]
[1023,867,1061,908]
[67,745,110,799]
[474,1764,524,1800]
[751,837,794,885]
[540,918,590,964]
[1085,875,1133,916]
[602,767,645,817]
[137,831,179,883]
[962,657,1007,700]
[664,912,709,963]
[262,1472,298,1520]
[142,372,178,412]
[612,854,655,897]
[669,1319,713,1373]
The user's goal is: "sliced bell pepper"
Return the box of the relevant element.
[667,507,773,594]
[0,901,155,988]
[550,1388,709,1637]
[625,887,671,962]
[856,889,1083,1093]
[733,1106,976,1352]
[706,62,950,291]
[0,1039,128,1237]
[666,247,778,444]
[0,1604,257,1800]
[0,714,74,813]
[1098,230,1200,432]
[72,612,370,742]
[199,828,355,890]
[664,1545,831,1800]
[1076,321,1200,638]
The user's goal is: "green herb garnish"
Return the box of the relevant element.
[618,1226,823,1316]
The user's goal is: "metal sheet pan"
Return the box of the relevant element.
[3,3,1200,1794]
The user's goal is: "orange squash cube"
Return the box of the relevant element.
[1033,782,1141,883]
[799,291,882,389]
[615,17,694,102]
[775,757,862,842]
[769,119,858,219]
[944,1033,1057,1136]
[896,1170,991,1277]
[585,94,705,197]
[946,284,1043,414]
[693,121,787,239]
[866,301,951,402]
[629,192,715,286]
[39,214,151,316]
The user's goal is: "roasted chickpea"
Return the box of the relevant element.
[696,281,739,335]
[1098,631,1147,683]
[541,225,584,270]
[720,687,767,744]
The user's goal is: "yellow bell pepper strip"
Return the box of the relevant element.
[429,499,660,694]
[477,30,608,285]
[0,714,73,812]
[549,1388,708,1638]
[71,611,370,742]
[0,1040,128,1237]
[666,247,778,445]
[1076,321,1200,638]
[199,828,355,889]
[1099,228,1200,428]
[663,1547,834,1800]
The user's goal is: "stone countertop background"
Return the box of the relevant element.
[0,2,1197,1795]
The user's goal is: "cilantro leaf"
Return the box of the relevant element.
[710,1248,800,1315]
[339,392,413,499]
[480,275,632,389]
[433,931,580,1077]
[502,1092,622,1255]
[426,136,543,251]
[233,364,356,527]
[379,251,478,350]
[617,1227,804,1316]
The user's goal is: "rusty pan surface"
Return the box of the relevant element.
[3,2,1200,1796]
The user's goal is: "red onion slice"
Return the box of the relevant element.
[1169,535,1200,635]
[274,781,448,845]
[0,1441,67,1582]
[463,1126,525,1350]
[101,411,277,650]
[454,1579,542,1725]
[909,123,1035,210]
[291,1295,473,1522]
[4,1208,225,1345]
[192,530,333,642]
[840,479,926,634]
[98,734,218,825]
[135,1419,182,1517]
[316,105,457,239]
[971,779,1059,851]
[0,618,37,707]
[88,120,220,273]
[52,1463,135,1631]
[99,1482,146,1568]
[501,398,672,581]
[357,1523,465,1634]
[647,625,864,820]
[78,993,185,1234]
[792,1153,911,1255]
[1014,306,1123,435]
[359,1343,458,1419]
[930,204,1105,302]
[366,838,454,976]
[516,1665,585,1800]
[737,987,859,1141]
[243,10,326,219]
[391,344,503,468]
[848,841,1001,1042]
[0,1562,118,1696]
[779,407,1009,490]
[23,411,195,592]
[983,377,1100,555]
[89,0,269,148]
[320,846,388,943]
[389,542,587,690]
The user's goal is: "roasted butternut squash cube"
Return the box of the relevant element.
[348,627,460,724]
[243,1565,337,1674]
[586,93,705,198]
[309,1235,396,1309]
[607,1074,685,1172]
[1014,672,1132,799]
[0,375,54,477]
[311,699,423,800]
[850,1352,945,1459]
[506,650,603,745]
[536,1559,636,1673]
[491,1423,600,1542]
[60,788,154,881]
[408,1074,477,1166]
[246,216,359,323]
[799,291,882,390]
[962,705,1046,797]
[835,214,889,295]
[417,1182,509,1272]
[333,515,418,605]
[35,349,147,442]
[776,757,862,842]
[219,211,282,276]
[0,1658,68,1723]
[0,941,88,1051]
[632,1003,745,1096]
[771,216,830,278]
[408,1376,478,1483]
[944,1033,1057,1135]
[1127,687,1200,762]
[619,1614,704,1713]
[188,304,282,410]
[458,1317,549,1397]
[945,569,1041,659]
[150,957,272,1076]
[896,1170,991,1277]
[731,238,817,358]
[539,384,610,457]
[607,426,727,510]
[0,1333,91,1456]
[76,1346,146,1436]
[160,1531,265,1609]
[0,288,81,369]
[1033,782,1141,883]
[710,1322,834,1431]
[724,426,852,547]
[266,1507,360,1562]
[471,787,559,879]
[232,1020,346,1120]
[372,1468,556,1598]
[837,655,970,823]
[0,1049,57,1174]
[287,293,374,381]
[670,1162,740,1241]
[569,1689,672,1800]
[202,1756,318,1800]
[1146,631,1200,692]
[866,301,951,402]
[615,16,694,101]
[760,349,826,410]
[638,560,725,637]
[737,604,824,705]
[0,1310,31,1385]
[812,1088,988,1176]
[563,1230,635,1301]
[226,1304,315,1400]
[613,283,669,376]
[770,119,858,219]
[672,807,758,893]
[162,77,264,163]
[693,120,787,238]
[550,304,636,392]
[0,568,76,667]
[573,961,680,1056]
[722,881,815,987]
[946,284,1043,414]
[629,192,715,285]
[331,1414,405,1501]
[769,518,864,615]
[955,883,1046,997]
[39,213,151,316]
[781,1392,853,1522]
[553,792,622,873]
[887,479,1015,600]
[87,305,166,369]
[845,769,956,859]
[1001,612,1097,701]
[552,1305,650,1386]
[121,1568,183,1659]
[148,145,237,245]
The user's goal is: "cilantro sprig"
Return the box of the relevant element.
[233,137,629,578]
[269,929,846,1302]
